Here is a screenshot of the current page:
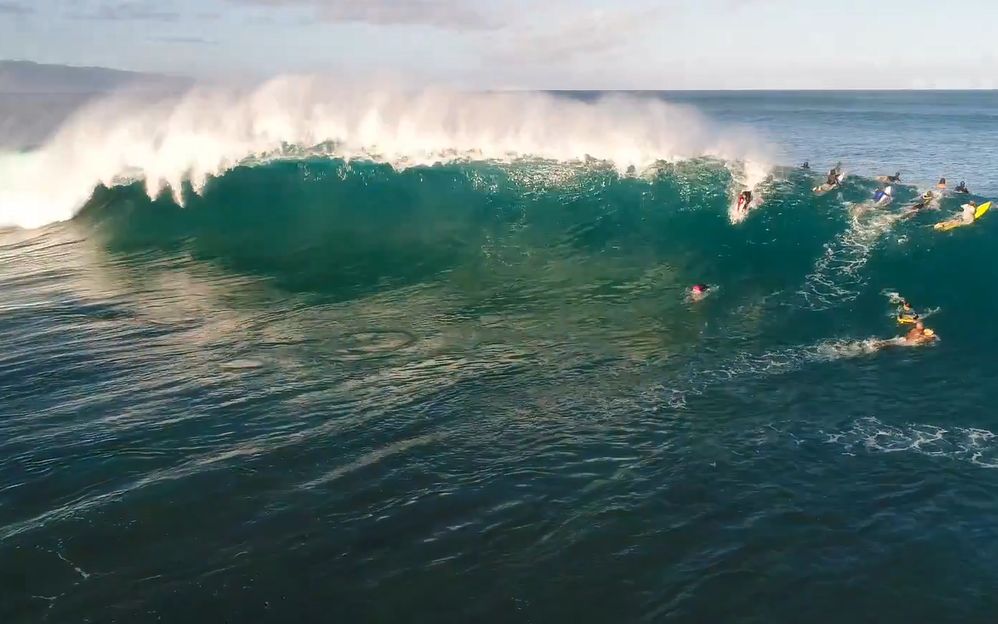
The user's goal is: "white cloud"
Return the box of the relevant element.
[71,1,181,21]
[490,6,663,64]
[228,0,503,30]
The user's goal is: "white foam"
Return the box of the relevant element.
[801,207,902,309]
[0,77,771,229]
[826,417,998,468]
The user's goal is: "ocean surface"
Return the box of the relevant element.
[2,87,998,623]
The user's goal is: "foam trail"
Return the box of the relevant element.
[800,208,902,309]
[727,160,772,223]
[659,334,926,407]
[0,77,769,229]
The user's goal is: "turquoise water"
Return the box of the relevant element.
[2,91,998,622]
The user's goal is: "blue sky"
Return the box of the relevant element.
[1,0,996,88]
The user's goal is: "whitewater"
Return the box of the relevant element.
[0,77,772,228]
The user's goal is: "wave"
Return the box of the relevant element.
[0,77,771,229]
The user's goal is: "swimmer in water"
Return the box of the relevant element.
[875,321,937,350]
[936,177,947,190]
[737,190,753,212]
[904,321,937,345]
[903,191,934,218]
[914,191,934,208]
[690,284,709,302]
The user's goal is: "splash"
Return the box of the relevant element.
[0,76,770,228]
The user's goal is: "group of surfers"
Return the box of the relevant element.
[709,162,988,347]
[809,162,980,227]
[735,161,976,221]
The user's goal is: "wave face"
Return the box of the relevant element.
[0,79,769,228]
[5,90,998,623]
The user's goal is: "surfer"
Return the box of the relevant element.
[872,186,893,206]
[801,161,810,170]
[826,168,840,186]
[902,191,935,220]
[936,177,947,190]
[875,321,937,350]
[897,300,919,324]
[885,171,902,183]
[960,201,978,224]
[904,321,937,345]
[913,191,934,209]
[934,201,985,230]
[690,284,710,302]
[737,190,753,213]
[955,181,970,194]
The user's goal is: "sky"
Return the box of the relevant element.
[0,0,996,89]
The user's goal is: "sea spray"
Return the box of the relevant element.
[0,77,771,228]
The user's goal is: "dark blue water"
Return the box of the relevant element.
[2,90,998,623]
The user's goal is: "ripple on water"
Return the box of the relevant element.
[332,329,417,361]
[220,359,265,370]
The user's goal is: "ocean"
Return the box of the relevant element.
[2,85,998,623]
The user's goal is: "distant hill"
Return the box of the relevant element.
[0,60,188,93]
[0,61,190,150]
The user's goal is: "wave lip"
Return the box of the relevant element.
[0,77,769,229]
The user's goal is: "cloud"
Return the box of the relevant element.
[152,36,220,46]
[490,6,663,65]
[72,1,181,21]
[0,1,33,15]
[227,0,502,30]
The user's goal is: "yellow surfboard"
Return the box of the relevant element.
[975,201,992,220]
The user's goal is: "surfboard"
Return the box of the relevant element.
[934,219,966,231]
[974,201,992,220]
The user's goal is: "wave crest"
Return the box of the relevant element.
[0,76,769,229]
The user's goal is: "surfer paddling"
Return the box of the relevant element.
[897,300,920,324]
[872,185,894,206]
[903,321,937,346]
[874,321,938,350]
